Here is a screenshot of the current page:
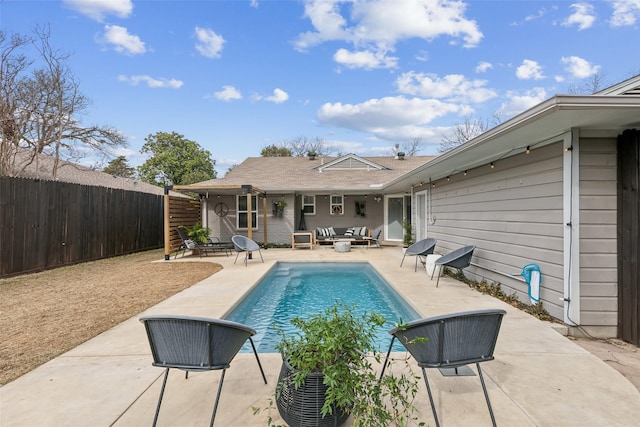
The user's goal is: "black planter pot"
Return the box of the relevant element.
[276,357,350,427]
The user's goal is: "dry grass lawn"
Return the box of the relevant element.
[0,249,221,385]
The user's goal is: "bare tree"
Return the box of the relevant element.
[567,70,609,95]
[438,115,500,153]
[0,27,125,178]
[391,138,424,156]
[0,31,31,176]
[283,136,336,157]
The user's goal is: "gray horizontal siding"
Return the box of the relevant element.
[427,141,565,318]
[578,137,618,327]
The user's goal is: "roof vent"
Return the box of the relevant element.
[308,151,317,160]
[396,151,405,160]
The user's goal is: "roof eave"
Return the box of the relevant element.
[382,95,640,192]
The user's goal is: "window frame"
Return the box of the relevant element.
[330,194,344,215]
[302,195,316,215]
[236,195,258,230]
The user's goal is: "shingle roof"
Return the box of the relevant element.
[195,154,434,193]
[10,150,177,197]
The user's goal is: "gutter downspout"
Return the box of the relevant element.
[563,129,580,325]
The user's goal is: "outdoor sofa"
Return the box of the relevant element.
[315,226,371,246]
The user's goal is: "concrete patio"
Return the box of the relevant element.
[1,246,639,426]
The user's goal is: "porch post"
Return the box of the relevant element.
[263,195,268,248]
[163,186,172,261]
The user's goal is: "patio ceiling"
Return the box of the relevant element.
[384,95,640,193]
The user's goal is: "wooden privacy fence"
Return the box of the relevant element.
[0,176,164,277]
[164,194,201,259]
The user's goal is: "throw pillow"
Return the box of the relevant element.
[352,226,361,236]
[328,227,336,236]
[360,226,367,236]
[344,227,354,236]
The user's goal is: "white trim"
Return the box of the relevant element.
[236,195,258,230]
[318,153,387,171]
[384,194,405,241]
[414,190,429,241]
[563,129,580,325]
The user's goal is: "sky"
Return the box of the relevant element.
[2,0,640,176]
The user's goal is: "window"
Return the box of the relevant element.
[302,195,316,215]
[237,195,258,229]
[330,194,343,215]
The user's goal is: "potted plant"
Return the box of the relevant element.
[180,222,210,245]
[402,218,414,248]
[263,303,423,427]
[273,200,287,218]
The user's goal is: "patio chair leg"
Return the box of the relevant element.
[400,253,407,267]
[234,252,240,264]
[477,363,497,427]
[422,367,441,427]
[378,337,396,380]
[152,368,170,427]
[431,265,442,287]
[210,369,226,427]
[248,337,268,384]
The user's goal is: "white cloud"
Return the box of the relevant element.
[562,3,596,30]
[333,48,398,69]
[475,61,493,73]
[195,26,225,58]
[499,87,548,116]
[63,0,133,22]
[118,75,183,89]
[516,59,545,80]
[214,85,242,101]
[510,8,547,26]
[294,0,483,69]
[254,88,289,103]
[610,0,640,26]
[317,96,462,141]
[102,25,145,55]
[561,56,600,78]
[395,72,497,103]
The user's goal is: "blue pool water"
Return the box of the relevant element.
[225,262,421,353]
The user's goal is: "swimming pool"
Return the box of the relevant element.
[225,262,421,353]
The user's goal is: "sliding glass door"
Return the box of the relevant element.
[385,195,410,241]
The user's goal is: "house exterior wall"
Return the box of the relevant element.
[266,194,295,245]
[203,195,235,241]
[578,136,618,332]
[421,141,566,320]
[301,194,384,238]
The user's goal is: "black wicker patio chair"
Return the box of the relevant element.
[380,309,506,427]
[140,315,267,427]
[231,235,264,266]
[431,245,475,287]
[363,227,382,249]
[400,238,437,271]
